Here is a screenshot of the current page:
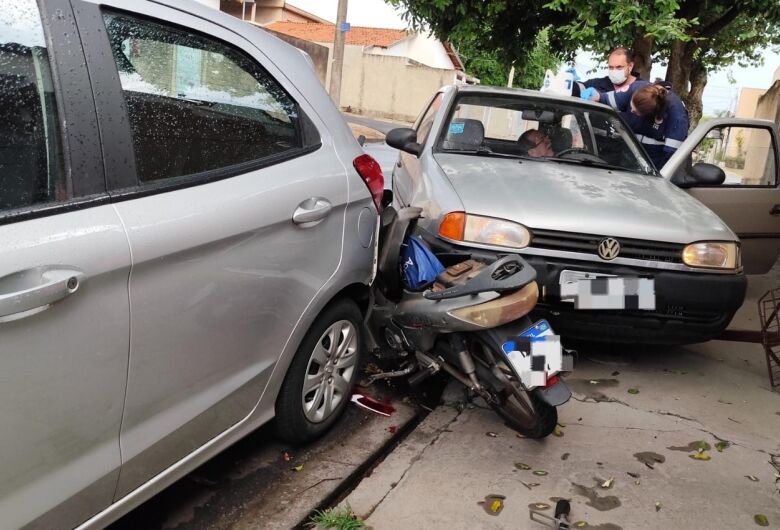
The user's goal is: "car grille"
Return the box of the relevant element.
[530,229,685,264]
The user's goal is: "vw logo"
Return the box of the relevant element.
[598,238,621,260]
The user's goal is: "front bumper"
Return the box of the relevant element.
[425,237,747,345]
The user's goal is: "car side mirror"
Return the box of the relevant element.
[672,162,726,188]
[386,127,422,157]
[357,134,366,147]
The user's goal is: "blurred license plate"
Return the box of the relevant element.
[559,270,655,310]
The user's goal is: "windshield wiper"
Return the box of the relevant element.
[544,156,643,173]
[443,147,527,160]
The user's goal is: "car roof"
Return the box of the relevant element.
[450,84,615,112]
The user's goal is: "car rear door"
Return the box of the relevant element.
[0,0,130,527]
[74,0,348,498]
[662,118,780,274]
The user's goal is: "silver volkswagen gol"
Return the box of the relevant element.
[387,85,780,345]
[0,0,385,527]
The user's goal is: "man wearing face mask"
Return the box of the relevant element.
[574,47,649,108]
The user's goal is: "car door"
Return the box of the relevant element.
[0,0,130,527]
[74,0,348,497]
[661,118,780,274]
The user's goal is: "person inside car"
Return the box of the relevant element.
[518,129,555,157]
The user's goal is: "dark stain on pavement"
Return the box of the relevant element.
[634,452,665,468]
[668,441,709,452]
[571,482,621,511]
[562,452,570,461]
[567,379,620,402]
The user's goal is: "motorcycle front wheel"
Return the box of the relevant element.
[471,340,558,439]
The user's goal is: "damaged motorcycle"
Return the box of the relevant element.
[363,199,573,438]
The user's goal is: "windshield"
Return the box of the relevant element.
[437,93,656,175]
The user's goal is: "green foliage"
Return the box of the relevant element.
[308,505,366,530]
[543,0,693,58]
[455,28,561,89]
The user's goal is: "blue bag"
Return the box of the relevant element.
[400,236,445,290]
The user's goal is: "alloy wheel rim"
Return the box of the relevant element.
[302,319,358,423]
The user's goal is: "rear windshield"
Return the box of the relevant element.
[437,94,656,175]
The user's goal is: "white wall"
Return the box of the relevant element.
[193,0,220,9]
[368,34,454,70]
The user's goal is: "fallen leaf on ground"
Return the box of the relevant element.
[697,440,712,451]
[532,503,551,510]
[533,470,548,476]
[589,380,600,385]
[715,441,730,452]
[282,451,291,462]
[561,453,570,461]
[388,425,397,434]
[635,480,641,485]
[558,422,567,427]
[528,483,541,487]
[612,371,620,376]
[718,399,733,405]
[478,494,506,516]
[486,432,498,437]
[291,464,304,472]
[627,388,639,394]
[627,472,640,478]
[574,522,588,528]
[746,475,759,482]
[553,425,564,437]
[515,463,531,470]
[690,451,711,461]
[601,477,614,489]
[754,514,769,526]
[401,396,412,405]
[655,501,662,512]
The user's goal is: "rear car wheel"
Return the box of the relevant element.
[275,299,362,444]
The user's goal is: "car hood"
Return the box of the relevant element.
[433,154,736,244]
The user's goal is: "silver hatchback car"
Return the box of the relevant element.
[0,1,383,527]
[388,85,780,344]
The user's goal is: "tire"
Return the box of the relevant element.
[469,339,558,439]
[490,388,557,439]
[275,299,363,444]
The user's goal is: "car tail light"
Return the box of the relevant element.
[353,154,384,212]
[439,211,465,240]
[545,374,559,388]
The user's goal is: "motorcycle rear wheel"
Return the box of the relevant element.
[472,341,558,439]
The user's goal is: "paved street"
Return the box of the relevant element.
[343,276,780,529]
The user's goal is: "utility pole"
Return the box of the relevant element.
[507,64,515,88]
[329,0,349,107]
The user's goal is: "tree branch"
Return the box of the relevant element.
[698,7,740,38]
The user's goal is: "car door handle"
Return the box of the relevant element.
[771,204,780,216]
[0,267,83,320]
[292,198,332,225]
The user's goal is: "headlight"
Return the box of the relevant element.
[682,242,740,269]
[438,212,531,249]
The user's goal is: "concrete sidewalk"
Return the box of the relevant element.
[343,279,780,529]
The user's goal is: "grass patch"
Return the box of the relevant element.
[308,505,366,530]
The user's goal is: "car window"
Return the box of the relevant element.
[415,93,443,145]
[103,12,303,183]
[437,94,655,175]
[0,0,66,213]
[691,126,777,186]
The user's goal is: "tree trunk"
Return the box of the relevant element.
[631,34,654,80]
[665,40,694,98]
[685,61,708,129]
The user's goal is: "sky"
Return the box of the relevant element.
[289,0,780,115]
